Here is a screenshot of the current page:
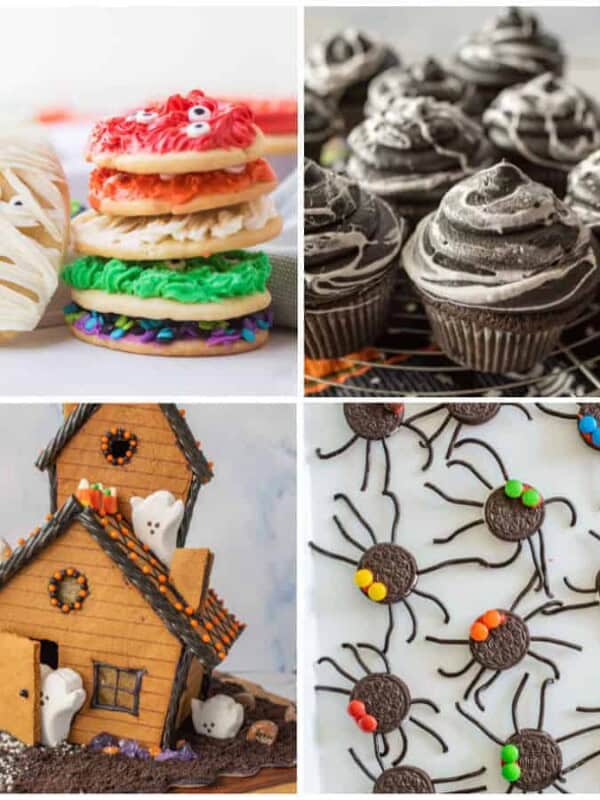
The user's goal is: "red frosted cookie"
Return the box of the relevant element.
[89,159,277,217]
[86,90,266,174]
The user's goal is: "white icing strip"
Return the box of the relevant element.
[0,135,68,332]
[72,195,278,247]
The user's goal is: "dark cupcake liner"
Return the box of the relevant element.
[305,269,397,359]
[421,296,589,373]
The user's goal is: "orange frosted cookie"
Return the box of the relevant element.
[89,158,277,217]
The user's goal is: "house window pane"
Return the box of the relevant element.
[118,671,138,692]
[116,690,136,711]
[92,662,144,716]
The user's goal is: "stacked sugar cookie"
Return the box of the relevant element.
[62,90,282,356]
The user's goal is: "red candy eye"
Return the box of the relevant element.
[358,714,378,732]
[347,700,366,719]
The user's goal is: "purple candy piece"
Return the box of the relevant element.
[155,743,198,762]
[139,329,158,343]
[207,333,241,346]
[118,738,150,759]
[89,732,119,751]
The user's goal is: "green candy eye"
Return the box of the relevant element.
[501,744,519,763]
[502,763,521,782]
[504,480,523,498]
[522,488,541,508]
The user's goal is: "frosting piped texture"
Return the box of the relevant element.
[346,98,496,201]
[305,29,396,98]
[453,7,564,89]
[304,159,405,305]
[366,59,477,116]
[566,150,600,228]
[87,90,258,157]
[404,162,599,313]
[484,74,600,172]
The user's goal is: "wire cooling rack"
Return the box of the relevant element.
[304,276,600,398]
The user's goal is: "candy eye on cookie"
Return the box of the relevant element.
[133,110,158,124]
[354,568,388,602]
[186,121,211,138]
[188,105,211,121]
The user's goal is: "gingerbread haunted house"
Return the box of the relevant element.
[0,404,244,750]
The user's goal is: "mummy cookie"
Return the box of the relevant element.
[0,132,70,342]
[89,159,278,217]
[71,197,283,260]
[86,90,266,174]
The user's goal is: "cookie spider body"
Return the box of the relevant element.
[350,673,411,734]
[448,403,500,425]
[506,729,562,792]
[357,544,417,603]
[469,611,529,670]
[374,766,434,793]
[485,488,546,542]
[344,404,404,439]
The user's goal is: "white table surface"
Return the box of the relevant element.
[303,402,600,793]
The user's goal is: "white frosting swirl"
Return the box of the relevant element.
[566,150,600,228]
[305,29,391,97]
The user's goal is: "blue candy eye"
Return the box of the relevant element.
[578,415,597,435]
[592,429,600,447]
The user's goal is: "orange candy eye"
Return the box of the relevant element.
[470,621,489,642]
[482,609,504,629]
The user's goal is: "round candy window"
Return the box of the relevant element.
[48,568,89,613]
[101,428,138,465]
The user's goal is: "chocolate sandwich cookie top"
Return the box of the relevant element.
[484,74,600,173]
[304,88,343,145]
[366,58,478,117]
[403,162,599,313]
[374,766,434,794]
[346,97,496,201]
[305,29,398,100]
[566,150,600,229]
[304,159,406,306]
[452,7,564,91]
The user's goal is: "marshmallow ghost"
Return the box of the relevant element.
[130,490,184,566]
[0,132,70,342]
[191,694,244,739]
[39,664,86,747]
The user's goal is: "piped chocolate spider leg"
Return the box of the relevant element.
[438,658,476,679]
[453,437,509,481]
[383,605,394,655]
[589,530,600,542]
[341,643,372,675]
[426,635,470,646]
[445,422,462,460]
[505,403,533,420]
[360,440,371,492]
[537,528,552,596]
[403,597,417,643]
[537,678,554,730]
[401,421,434,471]
[333,516,367,554]
[444,787,488,795]
[334,493,377,546]
[412,586,450,623]
[433,518,484,545]
[316,656,358,683]
[526,536,545,593]
[424,481,484,508]
[523,600,563,622]
[464,665,487,701]
[544,497,577,526]
[425,412,453,447]
[561,747,600,775]
[377,733,390,758]
[432,766,487,787]
[354,642,390,674]
[510,571,539,612]
[391,724,408,767]
[404,404,445,425]
[535,403,578,420]
[455,701,504,745]
[529,636,582,653]
[511,672,529,734]
[317,435,359,460]
[410,698,440,712]
[542,577,599,615]
[553,782,569,793]
[408,715,448,752]
[446,458,493,489]
[527,649,560,679]
[557,722,600,744]
[419,541,523,575]
[315,685,351,695]
[564,576,597,594]
[474,670,501,711]
[381,437,391,494]
[348,747,376,783]
[383,489,400,543]
[308,541,357,567]
[506,783,515,793]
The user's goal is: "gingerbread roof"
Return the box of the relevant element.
[0,496,244,668]
[35,403,213,482]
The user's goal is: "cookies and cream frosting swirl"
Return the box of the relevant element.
[304,88,343,145]
[304,159,405,305]
[484,74,600,172]
[346,97,496,198]
[404,162,598,313]
[453,7,563,89]
[366,59,477,116]
[305,29,395,98]
[566,150,600,228]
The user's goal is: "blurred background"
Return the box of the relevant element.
[0,403,296,686]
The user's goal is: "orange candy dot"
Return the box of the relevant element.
[470,621,489,642]
[185,607,194,616]
[50,598,59,606]
[175,603,183,611]
[482,609,504,629]
[142,566,151,575]
[191,619,199,628]
[61,604,70,613]
[158,575,167,585]
[202,634,210,643]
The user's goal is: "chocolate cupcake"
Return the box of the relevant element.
[565,151,600,236]
[365,57,479,118]
[484,74,600,197]
[304,87,344,163]
[346,97,496,227]
[304,158,407,359]
[452,7,564,116]
[403,162,599,373]
[305,29,399,132]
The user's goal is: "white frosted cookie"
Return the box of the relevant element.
[72,197,283,260]
[0,131,70,342]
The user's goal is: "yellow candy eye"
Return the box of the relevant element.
[354,568,373,589]
[367,582,388,602]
